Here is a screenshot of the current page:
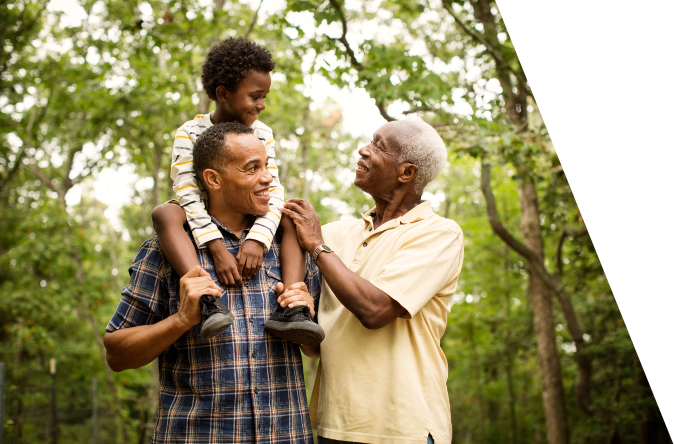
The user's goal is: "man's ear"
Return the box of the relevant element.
[215,86,230,104]
[201,169,222,191]
[397,163,418,185]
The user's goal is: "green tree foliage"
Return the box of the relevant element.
[0,0,670,443]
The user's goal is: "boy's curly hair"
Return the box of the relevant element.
[201,37,276,100]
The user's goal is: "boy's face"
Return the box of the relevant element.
[218,70,272,127]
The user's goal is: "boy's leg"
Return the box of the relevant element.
[264,214,325,346]
[279,213,306,286]
[151,202,199,276]
[152,202,233,338]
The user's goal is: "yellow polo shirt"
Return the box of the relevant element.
[310,201,464,444]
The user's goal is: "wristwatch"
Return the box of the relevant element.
[312,244,333,262]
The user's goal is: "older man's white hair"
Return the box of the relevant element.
[394,117,448,195]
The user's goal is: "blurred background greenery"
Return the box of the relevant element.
[0,0,670,443]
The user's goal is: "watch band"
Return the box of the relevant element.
[312,244,333,262]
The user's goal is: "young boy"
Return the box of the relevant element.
[151,37,324,346]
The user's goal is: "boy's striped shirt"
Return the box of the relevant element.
[170,113,283,250]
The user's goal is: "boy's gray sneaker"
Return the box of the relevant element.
[200,295,234,339]
[264,305,325,346]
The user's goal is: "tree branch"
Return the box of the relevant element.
[376,101,395,122]
[556,230,567,278]
[61,147,78,192]
[70,155,106,187]
[0,150,27,202]
[480,161,534,260]
[244,0,264,38]
[326,0,395,122]
[556,225,588,277]
[441,0,532,98]
[0,0,48,78]
[27,163,63,199]
[327,0,362,71]
[402,106,436,115]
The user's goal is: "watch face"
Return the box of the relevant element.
[321,244,333,253]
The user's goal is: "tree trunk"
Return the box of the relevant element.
[144,360,160,444]
[519,178,569,444]
[466,1,572,439]
[468,319,487,444]
[197,89,210,115]
[556,229,593,415]
[12,324,24,440]
[502,248,518,444]
[299,99,312,201]
[504,353,517,444]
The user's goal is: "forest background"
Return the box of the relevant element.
[0,0,671,443]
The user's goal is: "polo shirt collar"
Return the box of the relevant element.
[361,200,435,232]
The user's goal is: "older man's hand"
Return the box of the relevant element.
[281,199,324,253]
[276,282,315,318]
[176,265,222,330]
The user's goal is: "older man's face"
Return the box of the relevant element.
[355,123,402,197]
[218,133,274,217]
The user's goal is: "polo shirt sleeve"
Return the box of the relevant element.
[106,238,170,332]
[370,224,464,319]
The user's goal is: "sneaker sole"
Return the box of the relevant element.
[264,320,325,346]
[201,312,234,339]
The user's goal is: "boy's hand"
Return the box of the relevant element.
[237,239,264,279]
[207,239,243,286]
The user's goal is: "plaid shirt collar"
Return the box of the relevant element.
[211,215,240,237]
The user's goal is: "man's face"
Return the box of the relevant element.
[218,133,273,216]
[221,70,271,127]
[354,123,402,197]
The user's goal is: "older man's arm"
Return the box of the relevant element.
[281,200,407,330]
[104,266,221,371]
[307,250,406,330]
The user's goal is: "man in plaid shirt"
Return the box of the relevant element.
[104,122,319,443]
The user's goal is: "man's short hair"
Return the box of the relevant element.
[395,117,447,195]
[201,37,276,100]
[193,122,254,179]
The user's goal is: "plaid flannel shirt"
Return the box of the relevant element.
[106,218,320,444]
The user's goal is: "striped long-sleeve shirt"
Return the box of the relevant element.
[170,113,283,250]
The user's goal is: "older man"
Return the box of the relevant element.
[282,118,464,444]
[104,122,319,443]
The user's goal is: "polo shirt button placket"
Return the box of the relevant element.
[362,242,368,247]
